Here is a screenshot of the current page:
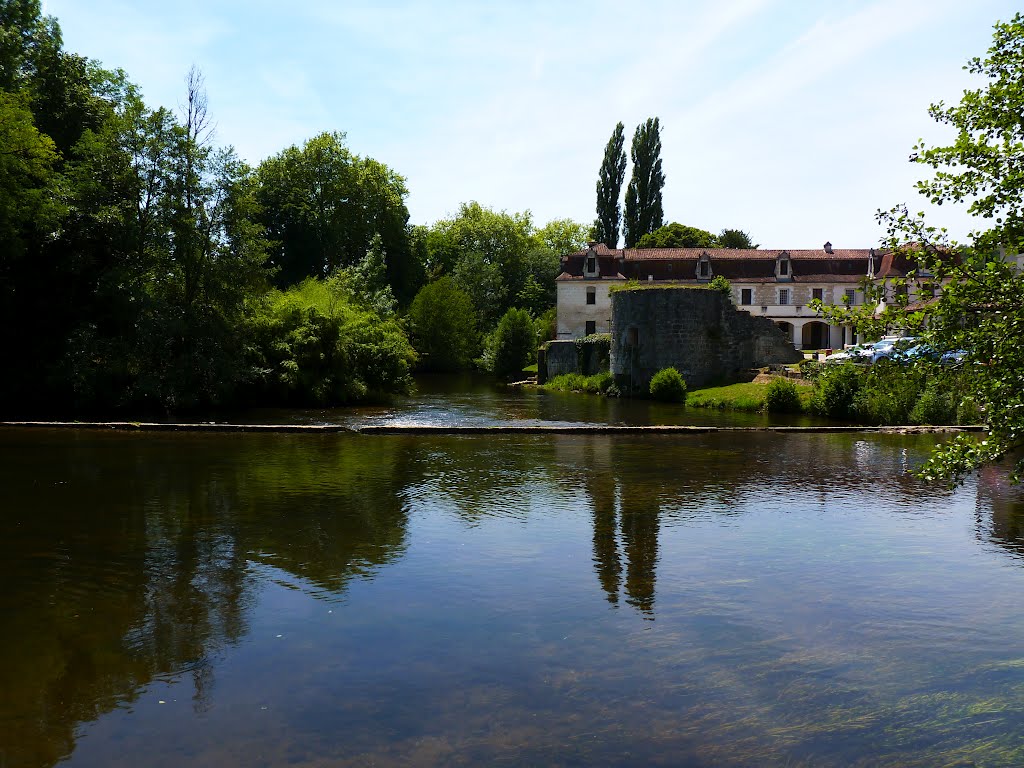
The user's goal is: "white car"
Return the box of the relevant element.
[822,344,871,364]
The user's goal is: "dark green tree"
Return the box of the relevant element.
[255,132,418,303]
[407,277,478,371]
[623,117,665,248]
[718,228,758,249]
[637,222,717,249]
[486,307,537,378]
[594,121,626,248]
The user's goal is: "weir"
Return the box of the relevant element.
[0,421,985,435]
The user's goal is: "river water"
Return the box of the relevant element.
[2,381,1024,766]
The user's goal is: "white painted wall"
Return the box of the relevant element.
[556,281,617,338]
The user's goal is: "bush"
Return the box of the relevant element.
[763,377,802,413]
[649,367,687,402]
[909,378,958,425]
[809,363,861,419]
[487,307,537,378]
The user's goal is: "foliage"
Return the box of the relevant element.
[242,278,416,404]
[594,121,626,248]
[423,202,562,330]
[709,275,733,302]
[624,117,665,247]
[537,218,590,255]
[545,371,614,395]
[407,277,477,371]
[534,307,557,342]
[0,3,425,416]
[649,367,687,402]
[255,131,421,304]
[718,228,758,249]
[637,222,717,249]
[762,377,803,413]
[484,307,537,378]
[815,13,1024,483]
[808,363,861,420]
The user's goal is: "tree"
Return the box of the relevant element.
[486,307,536,378]
[594,122,626,248]
[537,217,589,255]
[255,132,416,301]
[718,228,758,249]
[637,222,717,249]
[817,13,1024,485]
[623,117,665,248]
[407,277,477,371]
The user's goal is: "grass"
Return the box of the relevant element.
[544,371,614,395]
[687,379,814,412]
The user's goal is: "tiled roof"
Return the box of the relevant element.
[623,247,874,261]
[556,272,626,281]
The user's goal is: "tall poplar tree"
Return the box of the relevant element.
[623,117,665,248]
[593,122,626,248]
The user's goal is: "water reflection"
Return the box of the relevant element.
[0,431,415,767]
[2,428,1024,766]
[975,464,1024,560]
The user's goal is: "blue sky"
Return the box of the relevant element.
[44,0,1018,248]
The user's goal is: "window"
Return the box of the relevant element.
[585,256,597,274]
[586,287,596,305]
[845,288,856,305]
[779,260,789,276]
[812,288,823,302]
[741,288,752,305]
[585,320,597,335]
[699,260,710,278]
[779,289,790,305]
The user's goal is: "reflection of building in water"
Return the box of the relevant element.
[975,465,1024,560]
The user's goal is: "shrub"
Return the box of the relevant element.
[708,275,733,303]
[809,363,861,419]
[649,367,687,402]
[763,377,802,413]
[909,378,958,425]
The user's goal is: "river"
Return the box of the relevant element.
[1,380,1022,766]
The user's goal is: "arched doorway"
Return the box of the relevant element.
[776,321,794,345]
[802,321,829,350]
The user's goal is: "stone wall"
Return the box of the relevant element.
[538,337,611,383]
[610,287,801,391]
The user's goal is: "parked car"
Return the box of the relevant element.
[822,344,870,364]
[868,337,918,363]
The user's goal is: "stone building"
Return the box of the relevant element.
[556,242,927,350]
[609,286,802,391]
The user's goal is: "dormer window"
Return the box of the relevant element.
[776,252,792,280]
[584,256,597,276]
[697,253,712,280]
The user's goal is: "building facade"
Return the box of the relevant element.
[555,242,926,350]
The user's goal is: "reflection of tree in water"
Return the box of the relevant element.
[975,464,1024,560]
[0,431,413,767]
[571,437,659,618]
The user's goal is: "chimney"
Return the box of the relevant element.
[823,241,833,254]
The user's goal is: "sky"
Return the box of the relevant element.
[43,0,1020,248]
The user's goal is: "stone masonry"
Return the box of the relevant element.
[610,287,802,391]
